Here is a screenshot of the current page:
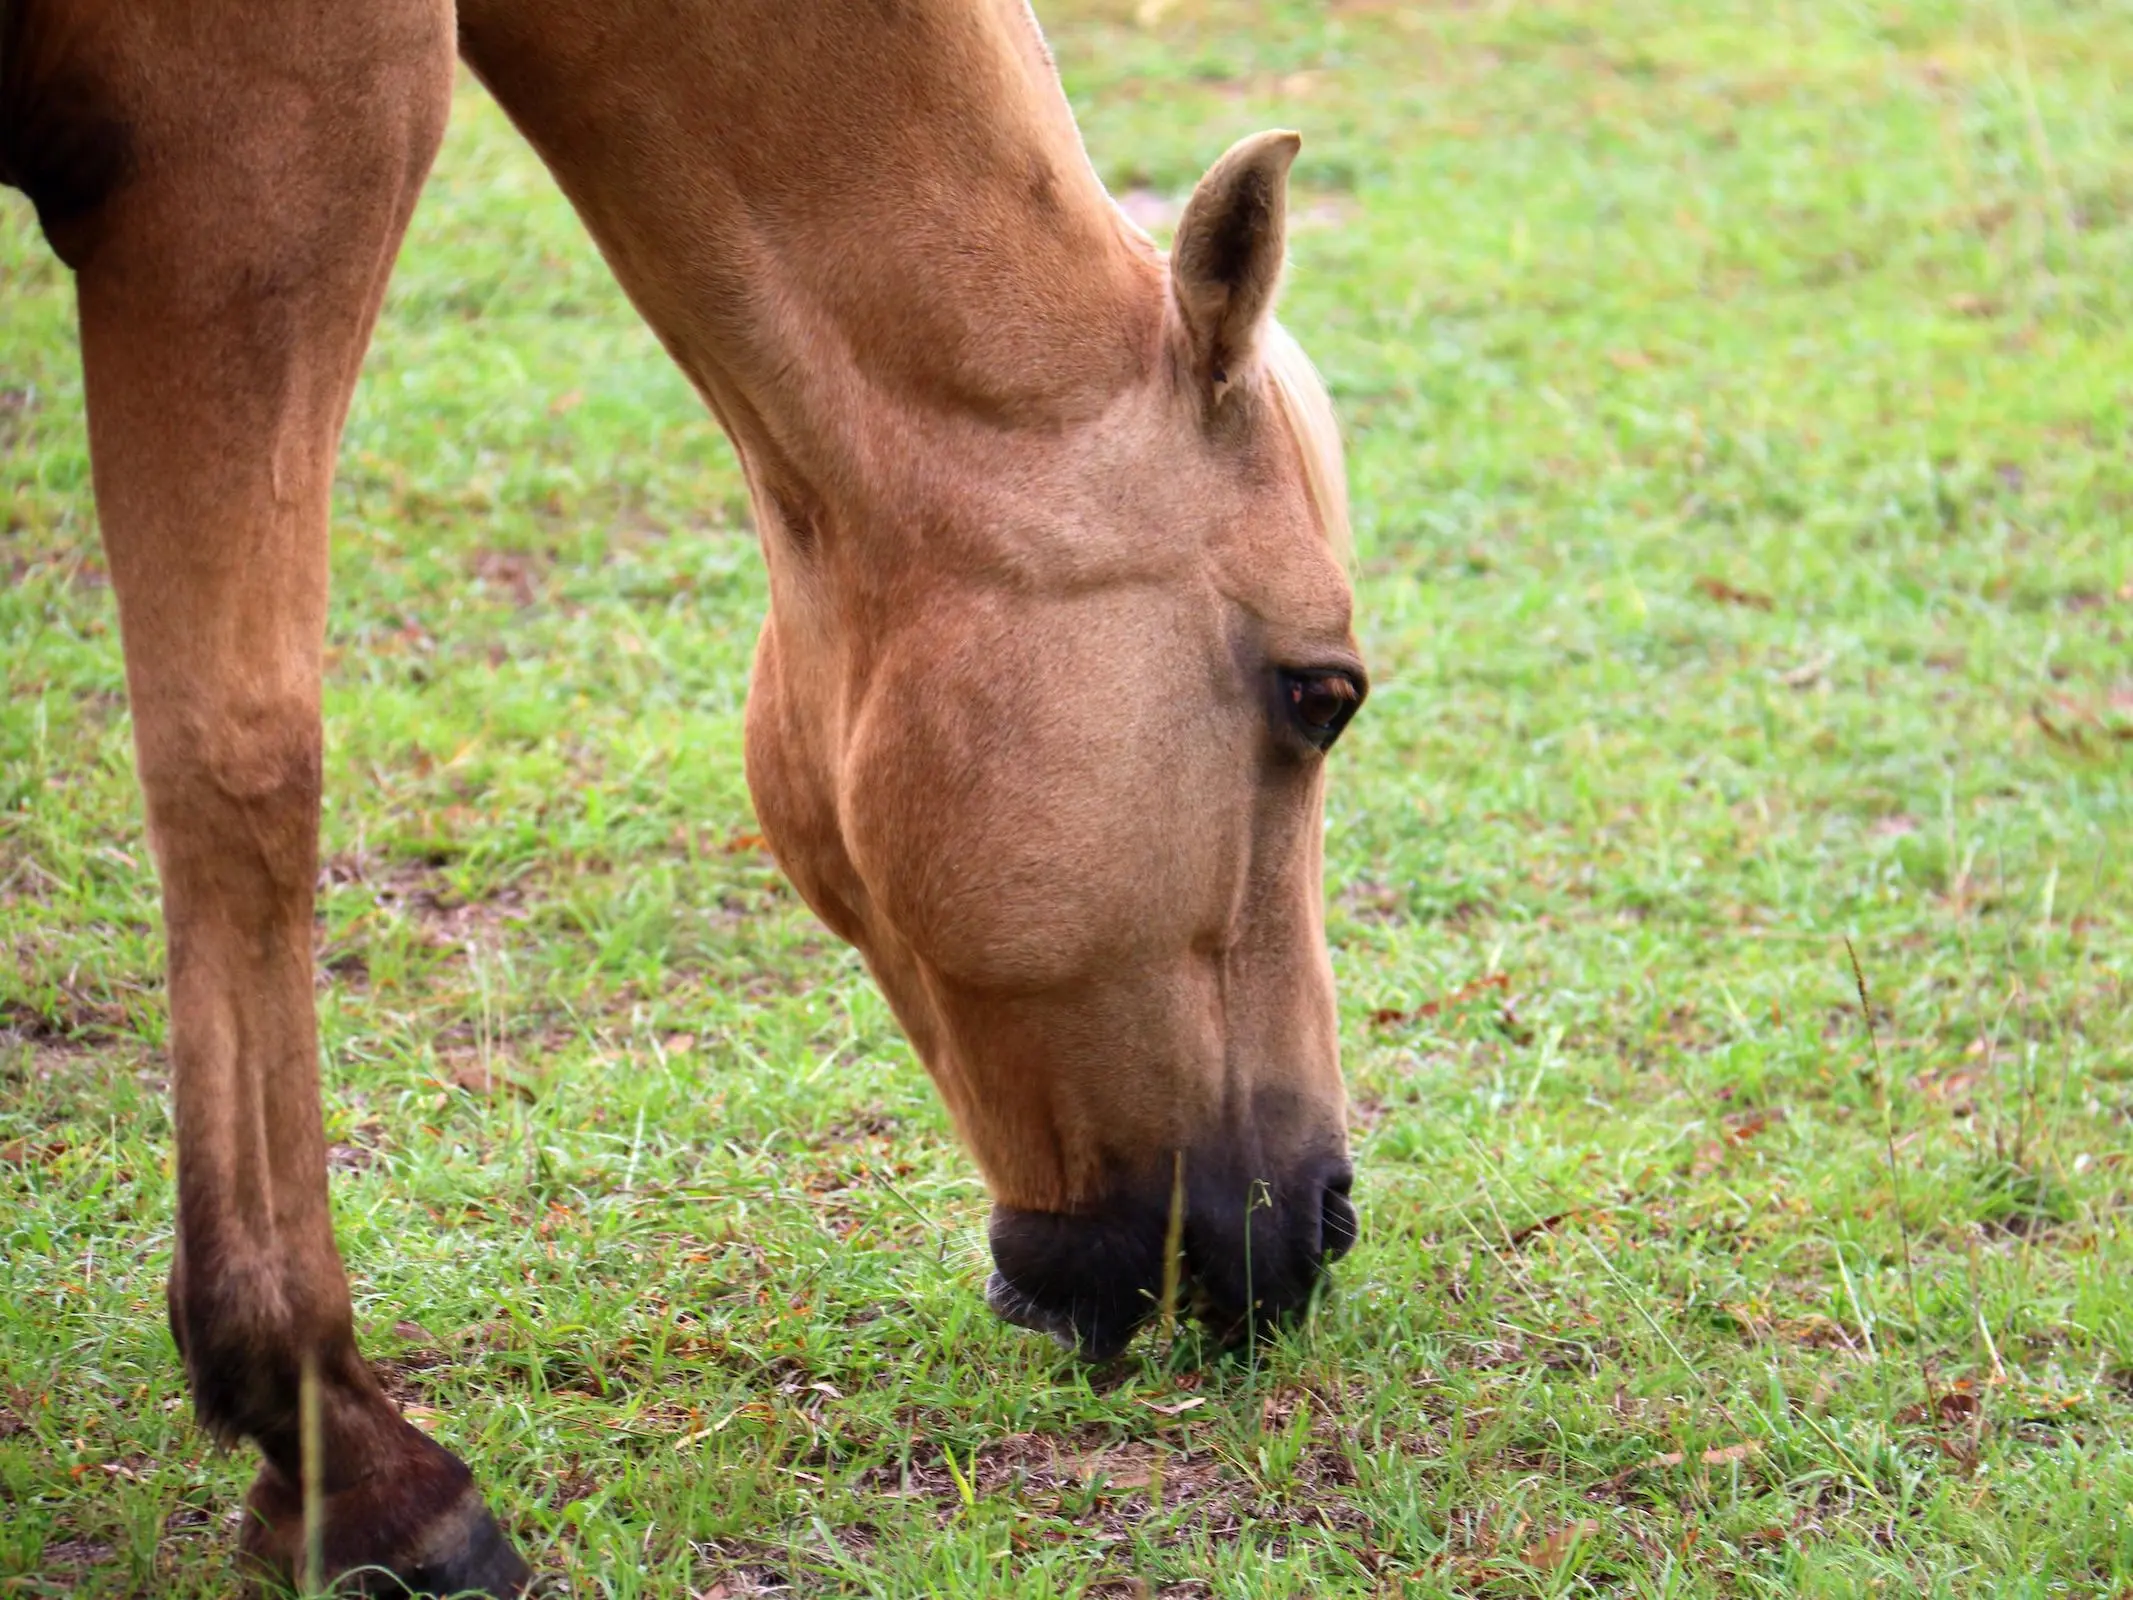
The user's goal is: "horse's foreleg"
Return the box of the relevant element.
[45,1,530,1591]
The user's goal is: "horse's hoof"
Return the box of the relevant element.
[375,1487,533,1598]
[239,1423,536,1597]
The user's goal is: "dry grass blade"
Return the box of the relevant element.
[299,1353,323,1597]
[1847,937,1934,1417]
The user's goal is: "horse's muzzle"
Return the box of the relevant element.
[984,1154,1357,1361]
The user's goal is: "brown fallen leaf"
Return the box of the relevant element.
[1607,1439,1762,1490]
[1723,1108,1780,1142]
[1654,1440,1761,1469]
[1694,575,1774,611]
[1508,1210,1574,1246]
[721,830,768,854]
[1071,1452,1153,1490]
[1691,1111,1779,1176]
[1913,1066,1982,1105]
[1370,972,1510,1028]
[449,1059,535,1102]
[1524,1519,1599,1572]
[1897,1384,1981,1426]
[1139,1396,1205,1416]
[1778,653,1832,689]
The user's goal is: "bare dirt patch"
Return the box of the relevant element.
[319,849,532,953]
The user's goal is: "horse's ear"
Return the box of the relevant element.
[1169,129,1301,403]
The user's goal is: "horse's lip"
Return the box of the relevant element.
[983,1270,1139,1362]
[983,1269,1081,1350]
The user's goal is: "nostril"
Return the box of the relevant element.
[1321,1169,1359,1262]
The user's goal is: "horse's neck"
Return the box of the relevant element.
[460,0,1164,515]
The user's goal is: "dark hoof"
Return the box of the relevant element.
[371,1489,532,1598]
[241,1424,535,1597]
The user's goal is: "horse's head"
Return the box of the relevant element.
[744,131,1362,1359]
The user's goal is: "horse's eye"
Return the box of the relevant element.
[1280,669,1364,750]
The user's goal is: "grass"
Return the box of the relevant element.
[4,0,2133,1593]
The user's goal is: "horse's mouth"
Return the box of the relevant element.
[983,1265,1278,1363]
[984,1167,1357,1361]
[982,1268,1177,1362]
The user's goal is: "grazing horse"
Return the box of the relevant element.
[1,0,1365,1591]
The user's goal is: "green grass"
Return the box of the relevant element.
[6,0,2133,1593]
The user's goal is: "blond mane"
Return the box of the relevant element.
[1263,319,1350,560]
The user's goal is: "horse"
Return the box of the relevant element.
[0,0,1365,1591]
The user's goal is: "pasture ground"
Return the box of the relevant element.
[5,0,2133,1594]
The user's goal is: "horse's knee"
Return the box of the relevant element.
[138,698,324,907]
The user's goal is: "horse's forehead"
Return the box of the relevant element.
[960,445,1312,578]
[898,370,1340,606]
[910,499,1346,660]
